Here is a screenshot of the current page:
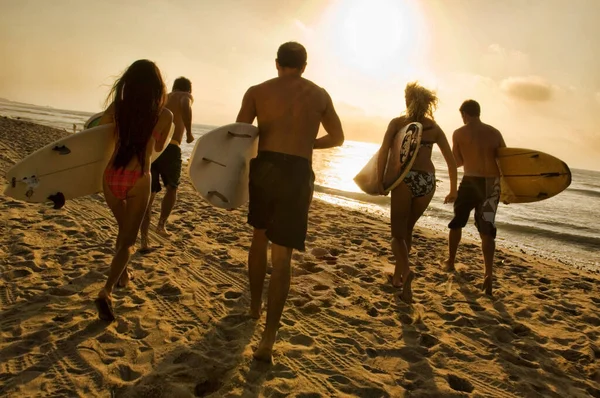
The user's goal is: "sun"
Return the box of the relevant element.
[331,0,415,75]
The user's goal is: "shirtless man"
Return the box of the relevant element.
[442,100,506,295]
[140,77,194,250]
[236,42,344,362]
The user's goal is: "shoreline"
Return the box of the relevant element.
[1,117,599,397]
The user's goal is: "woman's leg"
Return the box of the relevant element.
[406,186,436,253]
[390,183,412,289]
[97,175,150,318]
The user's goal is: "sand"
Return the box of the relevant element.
[1,116,599,398]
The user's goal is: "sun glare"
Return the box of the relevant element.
[331,0,414,75]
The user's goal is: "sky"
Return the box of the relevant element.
[1,0,599,170]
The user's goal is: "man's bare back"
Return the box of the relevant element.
[453,121,506,177]
[237,76,342,160]
[165,91,193,145]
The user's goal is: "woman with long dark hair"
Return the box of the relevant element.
[95,59,173,321]
[377,82,457,303]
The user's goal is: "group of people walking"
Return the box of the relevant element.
[93,42,506,362]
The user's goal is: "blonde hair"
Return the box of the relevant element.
[404,82,438,122]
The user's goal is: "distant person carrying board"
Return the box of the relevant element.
[441,100,506,296]
[141,77,194,251]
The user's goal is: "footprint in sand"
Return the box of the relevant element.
[223,290,242,300]
[447,374,474,393]
[334,286,351,298]
[289,334,314,347]
[116,364,142,382]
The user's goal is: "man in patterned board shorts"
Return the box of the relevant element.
[442,100,506,296]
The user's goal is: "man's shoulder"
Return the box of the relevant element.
[453,125,468,135]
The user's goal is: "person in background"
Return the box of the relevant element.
[442,99,506,296]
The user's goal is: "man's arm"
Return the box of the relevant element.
[181,95,194,143]
[236,87,257,124]
[498,130,507,148]
[314,90,344,149]
[452,130,464,168]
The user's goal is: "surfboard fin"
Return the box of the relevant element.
[48,192,65,209]
[227,131,252,138]
[208,191,229,203]
[52,145,71,155]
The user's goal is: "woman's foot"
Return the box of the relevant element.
[253,336,275,363]
[386,273,402,288]
[117,269,133,288]
[400,271,415,304]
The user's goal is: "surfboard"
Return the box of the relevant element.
[3,123,174,208]
[84,112,104,129]
[188,123,259,209]
[496,147,571,204]
[354,122,422,195]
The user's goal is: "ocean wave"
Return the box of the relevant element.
[566,188,600,198]
[495,221,600,249]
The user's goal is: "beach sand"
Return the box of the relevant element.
[1,117,599,397]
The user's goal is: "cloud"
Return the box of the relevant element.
[500,76,553,102]
[481,44,531,78]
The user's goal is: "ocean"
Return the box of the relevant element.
[1,98,598,272]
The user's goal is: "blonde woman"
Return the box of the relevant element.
[376,82,457,303]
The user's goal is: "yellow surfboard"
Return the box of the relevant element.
[496,147,571,204]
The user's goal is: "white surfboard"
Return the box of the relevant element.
[354,122,422,195]
[188,123,259,209]
[3,123,174,208]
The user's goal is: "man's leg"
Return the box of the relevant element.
[253,242,293,362]
[480,233,495,295]
[248,228,269,319]
[156,186,177,237]
[443,228,462,271]
[140,192,157,251]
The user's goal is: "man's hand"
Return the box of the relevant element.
[444,190,458,204]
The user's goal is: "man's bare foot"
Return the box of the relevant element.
[156,224,171,238]
[140,235,149,251]
[400,271,414,304]
[386,273,402,288]
[482,275,493,296]
[440,259,456,272]
[253,337,274,363]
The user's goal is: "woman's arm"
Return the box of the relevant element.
[98,102,115,126]
[376,118,400,193]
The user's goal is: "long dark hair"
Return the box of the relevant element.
[106,59,166,172]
